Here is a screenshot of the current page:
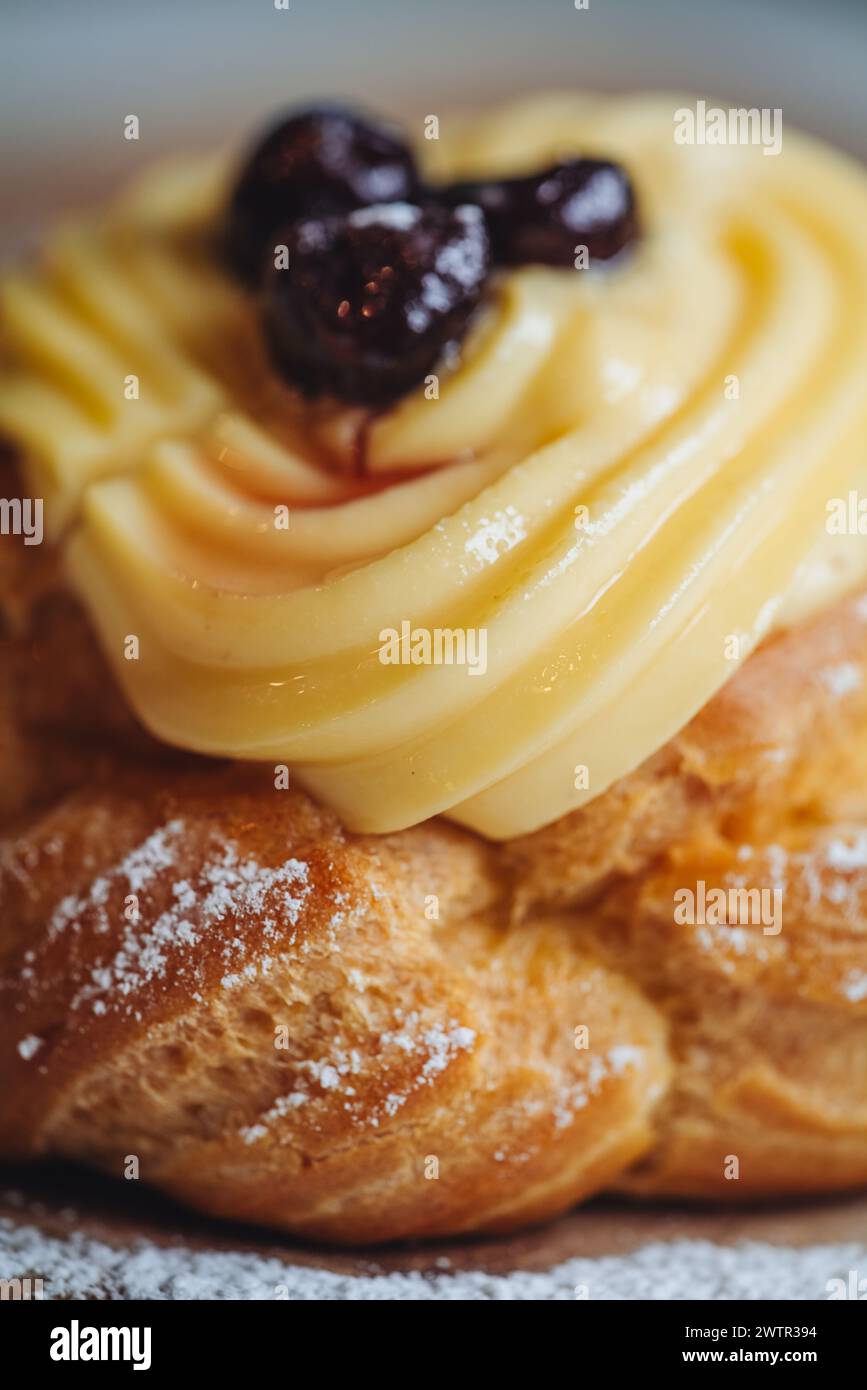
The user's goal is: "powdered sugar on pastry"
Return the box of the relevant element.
[239,1017,478,1143]
[22,818,313,1020]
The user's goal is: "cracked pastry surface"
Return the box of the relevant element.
[1,565,866,1242]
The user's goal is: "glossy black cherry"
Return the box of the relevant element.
[441,158,638,266]
[225,104,420,284]
[262,201,490,406]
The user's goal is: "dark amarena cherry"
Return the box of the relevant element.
[224,104,420,284]
[262,202,490,406]
[441,158,638,267]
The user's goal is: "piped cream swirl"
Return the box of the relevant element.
[3,94,867,837]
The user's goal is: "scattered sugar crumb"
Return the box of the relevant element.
[841,971,867,1004]
[553,1046,643,1131]
[238,1018,475,1144]
[2,1217,864,1300]
[464,506,527,567]
[825,833,867,872]
[819,662,862,698]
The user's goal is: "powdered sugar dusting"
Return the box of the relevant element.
[47,819,186,945]
[695,922,769,962]
[238,1014,476,1143]
[2,1214,864,1300]
[726,832,867,921]
[240,1091,309,1146]
[841,970,867,1004]
[825,832,867,872]
[819,662,862,698]
[552,1045,644,1132]
[464,505,527,568]
[25,818,311,1020]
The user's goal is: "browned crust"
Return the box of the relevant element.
[1,510,866,1241]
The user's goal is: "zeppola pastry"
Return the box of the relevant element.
[1,94,866,1243]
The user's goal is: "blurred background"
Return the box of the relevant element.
[1,0,866,255]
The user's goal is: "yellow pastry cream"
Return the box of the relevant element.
[2,94,867,838]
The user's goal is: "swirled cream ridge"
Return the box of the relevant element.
[2,93,867,838]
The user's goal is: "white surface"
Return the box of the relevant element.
[3,1217,866,1300]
